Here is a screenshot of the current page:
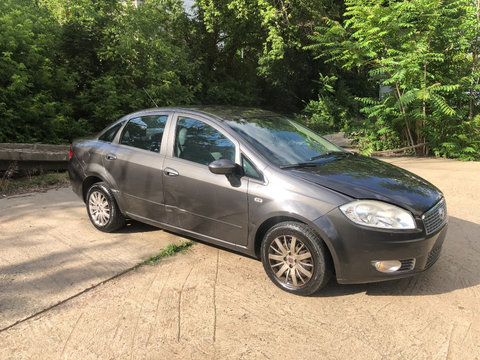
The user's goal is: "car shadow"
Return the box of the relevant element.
[116,220,159,234]
[315,216,480,297]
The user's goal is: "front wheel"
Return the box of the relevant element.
[261,221,332,296]
[86,182,125,232]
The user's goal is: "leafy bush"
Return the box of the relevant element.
[308,0,480,159]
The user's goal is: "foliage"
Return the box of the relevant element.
[59,0,198,131]
[0,0,198,140]
[0,0,478,160]
[310,0,480,159]
[193,0,343,111]
[0,0,79,143]
[141,240,194,266]
[299,72,364,134]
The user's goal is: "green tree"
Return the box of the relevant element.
[193,0,343,111]
[310,0,480,159]
[89,0,198,128]
[0,0,84,143]
[52,0,197,132]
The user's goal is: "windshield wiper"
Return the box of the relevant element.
[281,151,351,169]
[309,151,347,161]
[279,162,318,169]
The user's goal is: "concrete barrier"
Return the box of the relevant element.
[323,132,355,149]
[0,143,69,172]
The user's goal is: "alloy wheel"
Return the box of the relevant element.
[267,235,314,287]
[88,190,111,227]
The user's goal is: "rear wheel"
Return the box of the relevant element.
[261,221,332,296]
[86,182,125,232]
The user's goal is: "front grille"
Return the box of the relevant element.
[425,245,442,269]
[399,258,416,272]
[422,199,447,235]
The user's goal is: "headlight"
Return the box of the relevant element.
[339,200,415,230]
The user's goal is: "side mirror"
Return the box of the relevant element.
[209,159,237,175]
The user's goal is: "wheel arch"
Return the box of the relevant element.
[253,215,334,269]
[82,176,104,203]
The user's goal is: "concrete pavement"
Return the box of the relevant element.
[1,157,480,359]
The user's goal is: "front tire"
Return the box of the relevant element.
[261,221,332,296]
[86,182,125,232]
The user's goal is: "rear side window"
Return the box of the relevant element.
[99,122,123,143]
[120,115,168,153]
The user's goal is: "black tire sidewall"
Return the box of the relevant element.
[261,221,331,296]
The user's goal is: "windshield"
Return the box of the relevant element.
[225,116,343,166]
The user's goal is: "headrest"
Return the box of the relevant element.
[178,127,187,146]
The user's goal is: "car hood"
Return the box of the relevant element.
[289,154,442,216]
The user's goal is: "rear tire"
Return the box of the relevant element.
[261,221,332,296]
[86,182,125,232]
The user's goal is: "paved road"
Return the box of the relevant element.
[0,188,182,331]
[1,157,479,359]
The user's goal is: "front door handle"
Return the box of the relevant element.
[164,167,179,176]
[106,153,117,160]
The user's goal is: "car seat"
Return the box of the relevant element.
[176,127,215,165]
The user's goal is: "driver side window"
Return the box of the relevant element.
[174,117,235,166]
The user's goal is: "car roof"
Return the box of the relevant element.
[127,106,280,122]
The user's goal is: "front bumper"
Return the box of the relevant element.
[314,208,448,284]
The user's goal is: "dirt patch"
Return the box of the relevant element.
[1,171,70,197]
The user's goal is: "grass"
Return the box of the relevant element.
[140,240,195,266]
[0,169,70,196]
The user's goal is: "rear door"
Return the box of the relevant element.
[103,113,170,222]
[162,113,249,245]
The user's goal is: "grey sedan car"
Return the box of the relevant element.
[69,107,448,295]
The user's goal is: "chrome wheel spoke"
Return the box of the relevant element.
[297,264,312,279]
[299,261,313,267]
[290,268,298,286]
[268,254,284,262]
[289,236,297,254]
[274,238,288,255]
[88,190,110,226]
[276,263,289,278]
[268,234,314,288]
[296,252,312,261]
[297,243,305,252]
[297,270,306,285]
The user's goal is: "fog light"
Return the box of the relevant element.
[372,260,402,273]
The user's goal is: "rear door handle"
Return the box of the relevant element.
[106,153,117,160]
[164,167,179,176]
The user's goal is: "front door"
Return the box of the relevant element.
[162,114,248,245]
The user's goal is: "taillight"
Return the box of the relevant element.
[69,144,74,159]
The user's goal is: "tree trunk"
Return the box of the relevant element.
[393,81,415,149]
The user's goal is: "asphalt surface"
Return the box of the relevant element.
[0,157,479,359]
